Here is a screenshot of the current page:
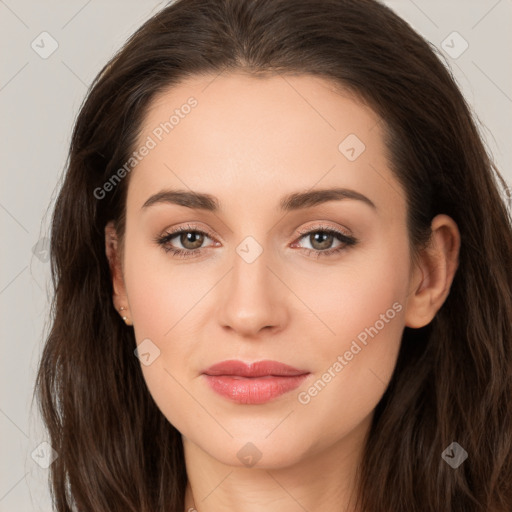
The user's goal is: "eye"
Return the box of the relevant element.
[154,223,358,259]
[292,225,358,258]
[154,224,217,259]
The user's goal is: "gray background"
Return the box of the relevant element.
[1,1,511,510]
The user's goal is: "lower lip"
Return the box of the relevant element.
[203,374,310,404]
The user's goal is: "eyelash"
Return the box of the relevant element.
[154,223,358,260]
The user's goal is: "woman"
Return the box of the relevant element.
[34,0,512,510]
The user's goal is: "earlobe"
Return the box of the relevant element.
[404,214,460,329]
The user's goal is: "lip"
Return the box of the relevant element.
[202,360,310,404]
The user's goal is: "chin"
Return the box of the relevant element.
[185,426,318,470]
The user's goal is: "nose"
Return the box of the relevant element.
[216,246,289,338]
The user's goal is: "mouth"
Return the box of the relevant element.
[202,360,310,404]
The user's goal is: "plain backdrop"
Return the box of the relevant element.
[1,1,511,510]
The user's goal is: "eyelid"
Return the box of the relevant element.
[161,223,218,242]
[294,222,353,239]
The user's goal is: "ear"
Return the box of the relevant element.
[404,214,461,328]
[105,221,131,324]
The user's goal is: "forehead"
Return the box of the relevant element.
[127,72,404,219]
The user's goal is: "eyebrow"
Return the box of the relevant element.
[141,187,377,212]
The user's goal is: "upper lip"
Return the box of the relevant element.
[203,360,309,378]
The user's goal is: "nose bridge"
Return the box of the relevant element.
[217,231,287,335]
[230,232,276,307]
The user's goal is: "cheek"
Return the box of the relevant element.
[293,237,409,440]
[295,305,404,452]
[123,233,207,336]
[123,237,212,433]
[296,231,409,357]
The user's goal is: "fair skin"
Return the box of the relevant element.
[105,72,460,512]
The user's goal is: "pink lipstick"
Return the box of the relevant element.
[202,360,310,404]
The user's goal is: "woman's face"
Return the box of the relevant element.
[114,72,417,468]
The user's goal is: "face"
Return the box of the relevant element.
[110,72,417,469]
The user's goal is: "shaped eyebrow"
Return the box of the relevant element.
[141,187,377,212]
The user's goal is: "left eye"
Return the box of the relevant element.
[294,229,352,252]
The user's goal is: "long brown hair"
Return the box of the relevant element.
[34,0,512,510]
